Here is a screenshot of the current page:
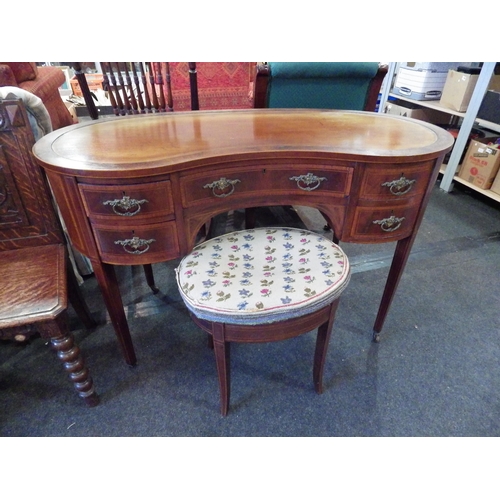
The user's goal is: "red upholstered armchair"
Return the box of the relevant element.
[0,62,74,130]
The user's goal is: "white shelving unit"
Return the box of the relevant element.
[380,62,499,202]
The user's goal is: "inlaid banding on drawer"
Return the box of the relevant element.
[91,221,180,265]
[359,163,433,200]
[348,205,420,241]
[79,181,174,221]
[180,165,352,207]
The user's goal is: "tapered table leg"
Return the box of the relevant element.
[373,161,442,342]
[373,236,414,341]
[92,260,137,366]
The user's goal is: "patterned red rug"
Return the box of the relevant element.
[163,62,255,111]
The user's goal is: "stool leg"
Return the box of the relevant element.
[245,207,257,229]
[313,298,340,394]
[143,264,159,294]
[207,334,214,349]
[212,323,230,416]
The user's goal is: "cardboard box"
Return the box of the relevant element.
[393,67,449,101]
[439,70,479,112]
[491,169,500,195]
[70,73,104,97]
[64,100,78,123]
[477,90,500,125]
[384,101,451,124]
[458,140,500,189]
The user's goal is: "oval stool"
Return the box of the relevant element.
[176,227,351,416]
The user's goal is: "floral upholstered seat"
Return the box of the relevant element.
[176,227,350,325]
[176,226,351,415]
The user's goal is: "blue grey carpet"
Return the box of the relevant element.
[1,184,500,437]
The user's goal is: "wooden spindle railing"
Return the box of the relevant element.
[101,63,119,114]
[76,62,199,118]
[146,63,161,112]
[165,63,174,112]
[153,63,166,112]
[132,63,146,111]
[139,62,153,112]
[188,62,199,111]
[104,62,125,115]
[122,62,138,113]
[115,63,131,114]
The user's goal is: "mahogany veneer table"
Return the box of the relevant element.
[33,109,454,366]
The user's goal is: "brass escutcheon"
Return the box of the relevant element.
[103,195,148,216]
[372,215,405,232]
[114,235,156,254]
[289,173,327,191]
[203,177,241,197]
[381,176,416,196]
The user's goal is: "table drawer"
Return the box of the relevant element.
[180,165,352,207]
[359,163,433,201]
[91,221,180,264]
[79,181,174,221]
[348,205,420,241]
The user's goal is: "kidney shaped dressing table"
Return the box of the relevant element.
[33,109,453,365]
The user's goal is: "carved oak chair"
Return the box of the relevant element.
[176,227,351,416]
[249,62,388,234]
[0,96,99,406]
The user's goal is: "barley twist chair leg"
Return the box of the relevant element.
[39,312,99,407]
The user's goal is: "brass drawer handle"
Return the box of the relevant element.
[114,235,156,254]
[381,176,416,196]
[373,215,405,232]
[203,177,241,198]
[103,195,148,216]
[289,173,327,191]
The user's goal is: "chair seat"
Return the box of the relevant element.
[0,244,66,328]
[176,227,350,325]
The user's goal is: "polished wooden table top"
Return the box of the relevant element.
[34,109,454,176]
[33,108,454,363]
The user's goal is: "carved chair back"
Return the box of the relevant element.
[0,98,63,251]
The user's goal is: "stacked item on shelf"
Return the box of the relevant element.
[439,66,481,112]
[454,68,500,191]
[390,64,500,170]
[491,164,500,195]
[385,62,500,201]
[392,62,469,101]
[477,89,500,126]
[457,137,500,190]
[384,100,451,123]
